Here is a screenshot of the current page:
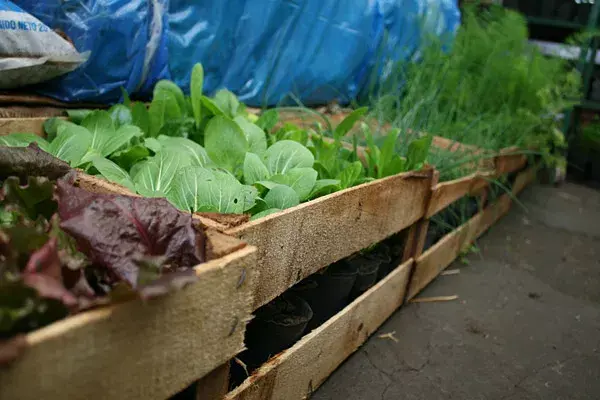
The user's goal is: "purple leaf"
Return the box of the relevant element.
[55,178,205,288]
[23,237,78,309]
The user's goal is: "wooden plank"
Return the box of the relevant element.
[224,259,413,400]
[0,117,62,136]
[227,169,432,309]
[402,170,439,263]
[0,92,106,109]
[494,146,527,175]
[195,363,231,400]
[426,171,495,218]
[0,106,65,119]
[407,193,512,300]
[0,244,257,400]
[512,166,537,196]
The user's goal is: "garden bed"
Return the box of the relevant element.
[0,115,432,310]
[0,172,257,400]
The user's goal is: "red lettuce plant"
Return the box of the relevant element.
[0,145,208,363]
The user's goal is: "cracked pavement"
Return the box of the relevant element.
[313,182,600,400]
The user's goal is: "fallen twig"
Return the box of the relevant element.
[441,269,460,276]
[410,295,459,303]
[378,331,399,343]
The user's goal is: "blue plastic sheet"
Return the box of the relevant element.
[168,0,460,106]
[12,0,459,105]
[13,0,170,102]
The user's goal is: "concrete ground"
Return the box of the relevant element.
[313,182,600,400]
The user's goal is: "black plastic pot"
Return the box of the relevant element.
[293,261,358,332]
[241,294,313,370]
[348,256,381,301]
[361,243,391,281]
[465,196,480,219]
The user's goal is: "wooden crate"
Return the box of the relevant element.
[225,258,414,400]
[406,165,537,300]
[0,174,257,400]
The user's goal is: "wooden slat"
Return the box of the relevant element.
[494,146,527,175]
[227,170,432,309]
[0,245,256,400]
[407,193,512,300]
[0,92,106,108]
[512,166,537,196]
[225,259,413,400]
[195,363,231,400]
[426,171,495,218]
[0,117,58,136]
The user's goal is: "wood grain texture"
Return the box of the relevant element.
[225,259,413,400]
[512,166,537,196]
[0,92,106,108]
[227,170,432,309]
[407,193,513,300]
[0,117,61,136]
[0,106,66,119]
[0,245,257,400]
[494,147,528,175]
[196,363,231,400]
[426,171,495,218]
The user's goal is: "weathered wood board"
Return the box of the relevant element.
[0,117,57,136]
[512,165,537,196]
[226,170,432,309]
[225,259,413,400]
[494,146,528,175]
[407,193,513,300]
[426,171,495,218]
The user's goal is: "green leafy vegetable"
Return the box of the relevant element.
[250,208,281,220]
[0,133,50,152]
[204,116,248,173]
[190,63,204,126]
[149,90,182,137]
[270,168,318,201]
[264,140,314,175]
[131,102,150,136]
[89,156,136,192]
[235,116,268,156]
[49,125,92,167]
[264,185,299,210]
[214,89,241,118]
[243,152,270,185]
[131,151,183,197]
[65,109,92,124]
[167,167,257,213]
[255,109,279,132]
[334,107,368,141]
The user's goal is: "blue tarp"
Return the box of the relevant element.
[13,0,460,105]
[13,0,170,102]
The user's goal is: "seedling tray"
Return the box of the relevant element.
[0,173,257,400]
